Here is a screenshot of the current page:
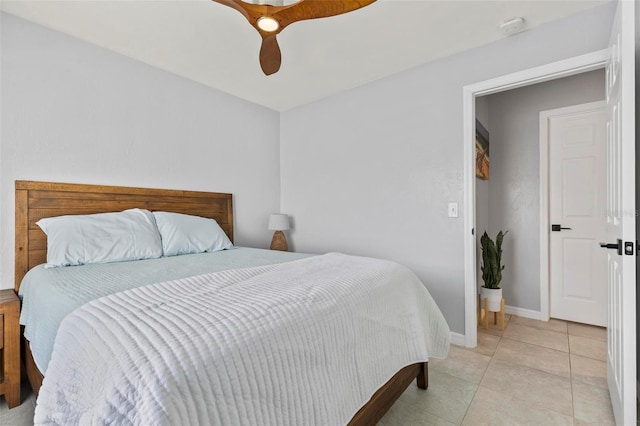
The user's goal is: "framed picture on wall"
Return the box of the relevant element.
[475,119,490,180]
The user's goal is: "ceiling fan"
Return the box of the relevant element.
[211,0,376,76]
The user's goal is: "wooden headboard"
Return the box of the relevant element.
[15,181,234,291]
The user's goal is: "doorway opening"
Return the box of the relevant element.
[474,88,607,331]
[462,49,609,348]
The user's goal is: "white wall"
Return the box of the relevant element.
[0,4,617,334]
[486,70,605,313]
[280,3,615,334]
[0,13,282,289]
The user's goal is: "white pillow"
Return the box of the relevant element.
[37,208,163,268]
[152,212,233,257]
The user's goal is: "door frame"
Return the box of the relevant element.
[462,49,609,348]
[539,100,607,323]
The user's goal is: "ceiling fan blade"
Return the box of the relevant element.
[275,0,376,28]
[260,34,282,76]
[210,0,251,20]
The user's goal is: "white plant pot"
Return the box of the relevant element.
[480,286,503,312]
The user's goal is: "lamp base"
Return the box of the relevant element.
[270,230,288,251]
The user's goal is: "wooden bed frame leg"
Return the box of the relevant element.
[417,362,428,390]
[24,339,43,398]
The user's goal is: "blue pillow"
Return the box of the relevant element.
[152,212,233,257]
[37,209,163,267]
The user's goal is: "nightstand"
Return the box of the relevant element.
[0,289,20,408]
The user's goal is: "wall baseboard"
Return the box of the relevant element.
[504,305,542,320]
[450,332,466,347]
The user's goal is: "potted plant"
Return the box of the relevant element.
[480,230,508,311]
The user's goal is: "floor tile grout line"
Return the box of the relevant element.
[568,334,608,363]
[459,335,501,426]
[510,316,568,330]
[495,319,575,380]
[569,350,577,422]
[490,348,572,380]
[504,321,573,338]
[489,355,573,384]
[496,333,569,353]
[500,317,577,423]
[568,333,608,345]
[498,334,572,356]
[569,353,608,363]
[461,318,505,425]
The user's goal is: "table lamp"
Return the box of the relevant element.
[268,214,289,251]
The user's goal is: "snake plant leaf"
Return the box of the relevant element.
[481,230,508,289]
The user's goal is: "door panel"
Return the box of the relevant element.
[563,157,595,216]
[604,1,636,424]
[562,239,593,299]
[549,107,607,326]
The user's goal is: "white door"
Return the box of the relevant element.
[603,1,636,424]
[547,103,607,326]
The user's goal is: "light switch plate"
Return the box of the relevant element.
[448,203,458,218]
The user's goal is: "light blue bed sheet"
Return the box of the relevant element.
[19,247,311,374]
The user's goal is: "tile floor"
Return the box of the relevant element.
[0,315,614,425]
[380,314,614,425]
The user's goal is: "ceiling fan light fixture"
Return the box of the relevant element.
[211,0,377,75]
[257,16,279,32]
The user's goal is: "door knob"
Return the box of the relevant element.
[599,239,622,255]
[551,224,572,232]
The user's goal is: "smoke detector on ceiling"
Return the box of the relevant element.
[499,17,525,36]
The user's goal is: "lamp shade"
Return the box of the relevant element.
[268,214,290,231]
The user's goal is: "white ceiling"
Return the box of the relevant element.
[1,0,609,111]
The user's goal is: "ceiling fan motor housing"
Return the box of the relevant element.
[212,0,377,75]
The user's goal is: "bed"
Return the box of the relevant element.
[14,180,450,425]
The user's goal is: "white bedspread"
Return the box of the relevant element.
[35,253,450,425]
